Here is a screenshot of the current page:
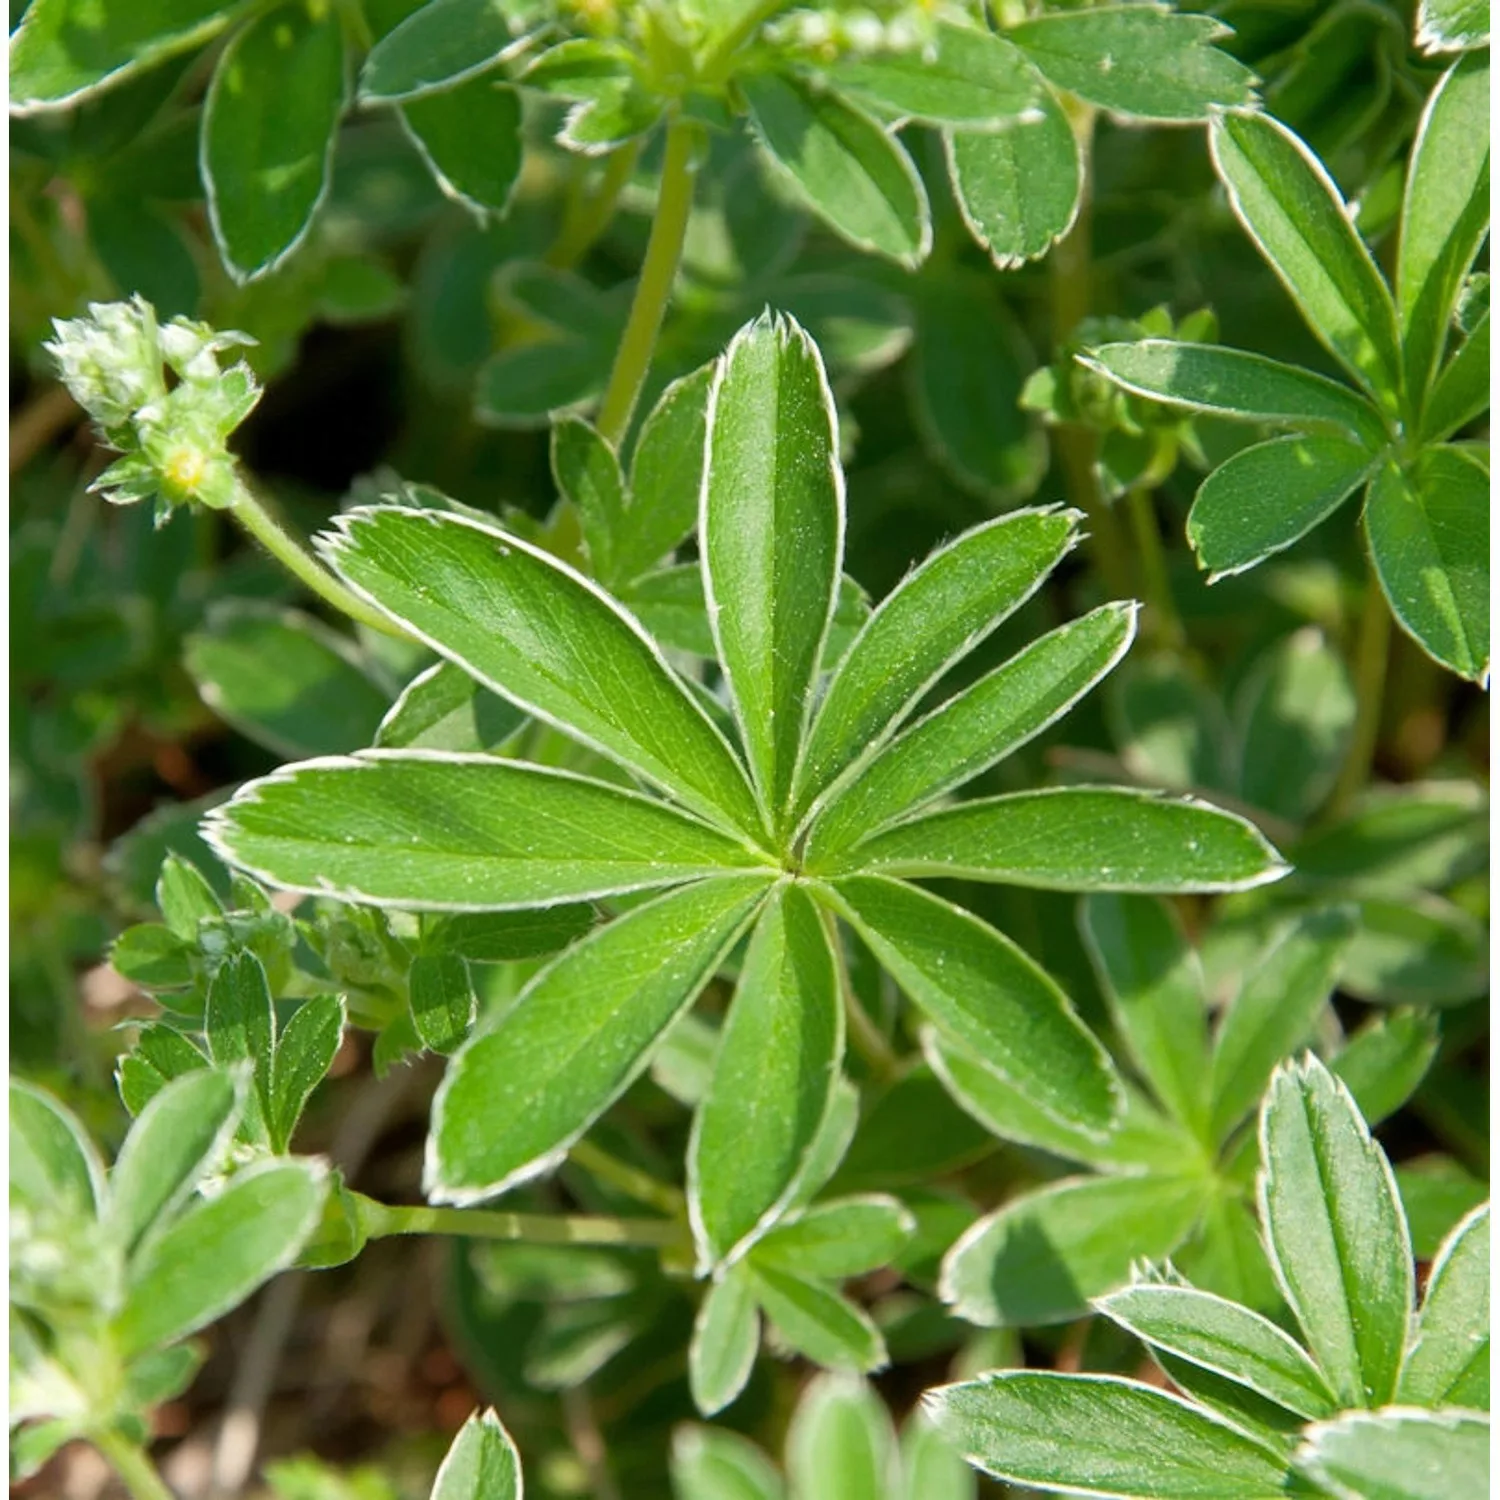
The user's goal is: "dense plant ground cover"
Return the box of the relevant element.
[9,1,1490,1497]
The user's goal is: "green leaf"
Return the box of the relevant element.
[320,506,764,836]
[117,1025,210,1117]
[375,661,526,753]
[1012,6,1256,122]
[825,876,1118,1138]
[1399,1158,1488,1259]
[107,1068,242,1258]
[688,1266,761,1418]
[786,1372,898,1500]
[671,1424,784,1500]
[1331,1011,1440,1129]
[1083,341,1384,442]
[202,3,347,282]
[1109,655,1231,792]
[702,313,843,819]
[1422,311,1490,442]
[928,1371,1291,1497]
[1081,893,1210,1141]
[1210,907,1355,1145]
[115,1157,327,1356]
[270,995,345,1152]
[753,1195,916,1281]
[945,88,1081,269]
[359,0,520,103]
[1342,893,1487,1007]
[1365,448,1489,683]
[902,1411,976,1500]
[940,1173,1208,1326]
[1259,1055,1413,1408]
[10,1078,107,1219]
[427,877,769,1202]
[1399,53,1490,399]
[1188,433,1377,579]
[827,22,1041,127]
[156,853,222,942]
[750,1263,887,1371]
[208,753,767,910]
[553,414,628,584]
[1296,1409,1489,1500]
[1098,1284,1338,1420]
[618,362,714,583]
[1417,0,1491,52]
[112,923,195,991]
[1209,111,1402,402]
[401,78,522,217]
[430,1407,522,1500]
[9,0,237,111]
[689,884,842,1267]
[205,950,275,1137]
[830,1065,994,1191]
[907,270,1048,504]
[184,604,391,760]
[1397,1202,1489,1408]
[423,907,595,962]
[810,603,1133,861]
[742,70,930,267]
[830,788,1287,893]
[796,508,1081,819]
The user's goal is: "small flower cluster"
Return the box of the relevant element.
[767,3,941,64]
[46,297,261,523]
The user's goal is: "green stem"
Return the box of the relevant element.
[230,480,408,640]
[546,142,642,272]
[1123,486,1185,652]
[569,1139,687,1217]
[699,0,789,77]
[358,1196,685,1249]
[1322,562,1392,821]
[595,117,699,446]
[95,1429,174,1500]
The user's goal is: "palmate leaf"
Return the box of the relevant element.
[1295,1409,1490,1500]
[672,1425,784,1500]
[749,1262,887,1372]
[429,1408,523,1500]
[399,78,523,219]
[360,0,523,103]
[1422,310,1490,442]
[1397,1202,1490,1408]
[689,1266,761,1417]
[786,1371,900,1500]
[1416,0,1491,52]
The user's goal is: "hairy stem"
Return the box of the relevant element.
[547,142,642,272]
[359,1197,685,1249]
[230,479,408,640]
[95,1429,174,1500]
[595,117,699,446]
[1323,563,1392,820]
[570,1139,686,1217]
[1123,486,1185,652]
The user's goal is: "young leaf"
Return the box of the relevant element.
[115,1157,327,1356]
[1081,894,1210,1141]
[742,71,930,267]
[945,90,1082,269]
[671,1425,784,1500]
[1365,448,1489,683]
[375,661,526,753]
[270,995,345,1152]
[401,78,523,218]
[204,949,275,1133]
[1209,111,1402,402]
[106,1068,242,1258]
[1082,341,1385,442]
[1398,53,1491,399]
[553,414,628,584]
[156,853,222,942]
[117,1025,211,1117]
[827,22,1041,128]
[11,1078,107,1219]
[689,884,842,1268]
[752,1195,916,1281]
[786,1372,899,1500]
[1421,311,1490,442]
[1209,906,1356,1145]
[427,877,769,1203]
[202,3,347,282]
[1011,7,1256,122]
[184,604,391,760]
[689,1267,761,1417]
[407,954,477,1058]
[796,508,1080,818]
[927,1371,1291,1497]
[1187,434,1377,579]
[1098,1284,1338,1420]
[208,753,768,910]
[940,1173,1208,1326]
[9,0,238,111]
[319,507,763,836]
[1296,1409,1489,1500]
[830,788,1287,893]
[1397,1202,1489,1408]
[430,1408,522,1500]
[1259,1055,1413,1408]
[824,876,1118,1138]
[1416,0,1490,52]
[360,0,520,103]
[702,314,843,819]
[749,1263,887,1371]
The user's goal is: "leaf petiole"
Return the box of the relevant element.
[357,1195,687,1250]
[94,1428,175,1500]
